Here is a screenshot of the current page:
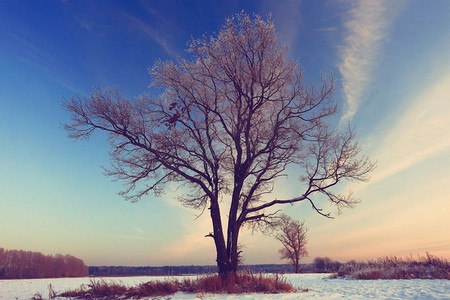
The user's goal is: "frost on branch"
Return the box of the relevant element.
[63,12,374,275]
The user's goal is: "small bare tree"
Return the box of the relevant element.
[62,13,374,277]
[274,214,308,273]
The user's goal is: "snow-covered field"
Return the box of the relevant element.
[1,273,449,299]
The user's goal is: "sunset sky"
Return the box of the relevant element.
[1,1,449,267]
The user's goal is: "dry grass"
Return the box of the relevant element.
[57,279,129,298]
[188,271,295,294]
[335,253,450,280]
[52,270,295,299]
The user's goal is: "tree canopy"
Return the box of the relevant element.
[63,13,374,275]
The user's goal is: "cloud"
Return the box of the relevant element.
[92,233,153,242]
[309,166,450,260]
[317,27,337,32]
[5,29,86,95]
[131,225,144,234]
[339,1,402,123]
[306,68,450,262]
[7,32,40,53]
[117,10,179,58]
[71,3,179,58]
[261,0,303,46]
[74,16,92,32]
[367,73,450,185]
[154,214,215,265]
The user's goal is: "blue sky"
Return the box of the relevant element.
[1,0,449,266]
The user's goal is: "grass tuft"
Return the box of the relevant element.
[51,270,295,299]
[127,280,179,297]
[57,279,128,298]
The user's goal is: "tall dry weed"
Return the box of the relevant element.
[337,253,449,279]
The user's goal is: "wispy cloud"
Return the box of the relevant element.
[131,225,144,234]
[5,29,86,95]
[71,2,179,58]
[369,73,450,185]
[261,0,303,46]
[154,215,214,265]
[73,16,92,32]
[117,10,179,58]
[317,26,337,32]
[7,31,40,53]
[339,1,402,124]
[310,163,450,260]
[92,233,153,241]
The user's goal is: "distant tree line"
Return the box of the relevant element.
[89,265,217,276]
[89,264,298,276]
[89,262,343,277]
[0,247,88,279]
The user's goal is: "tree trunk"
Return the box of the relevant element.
[210,200,242,278]
[209,198,232,277]
[226,200,240,272]
[229,224,240,272]
[225,157,248,275]
[294,257,300,273]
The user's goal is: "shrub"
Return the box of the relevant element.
[313,257,341,273]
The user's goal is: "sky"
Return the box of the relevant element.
[0,0,449,267]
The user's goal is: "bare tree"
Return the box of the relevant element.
[63,13,374,277]
[274,214,308,273]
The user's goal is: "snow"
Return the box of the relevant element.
[0,273,449,299]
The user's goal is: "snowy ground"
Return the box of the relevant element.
[1,273,449,299]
